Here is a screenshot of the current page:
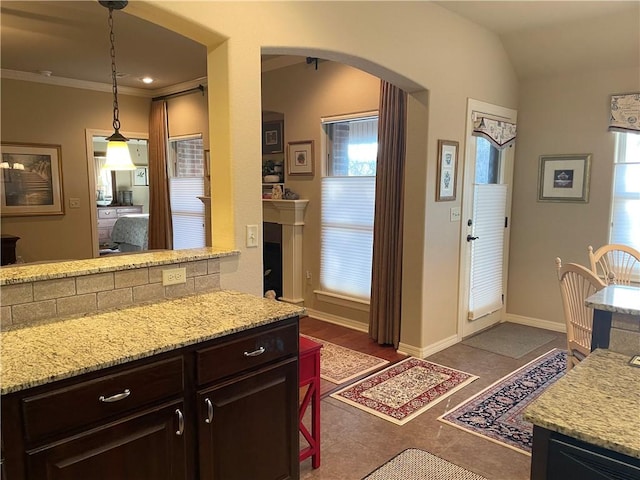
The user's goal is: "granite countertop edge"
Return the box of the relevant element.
[1,290,305,395]
[0,247,240,286]
[524,349,640,459]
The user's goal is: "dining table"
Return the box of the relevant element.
[584,284,640,351]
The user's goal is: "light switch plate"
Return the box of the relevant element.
[69,198,81,209]
[246,225,259,248]
[450,207,461,222]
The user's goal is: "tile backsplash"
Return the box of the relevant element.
[1,258,220,328]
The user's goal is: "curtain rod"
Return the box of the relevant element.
[152,84,205,102]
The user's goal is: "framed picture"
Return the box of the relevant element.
[538,154,591,202]
[0,142,65,216]
[262,120,283,154]
[133,166,148,186]
[436,140,458,201]
[287,140,314,176]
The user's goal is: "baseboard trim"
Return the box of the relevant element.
[303,308,369,333]
[506,314,566,333]
[398,334,459,358]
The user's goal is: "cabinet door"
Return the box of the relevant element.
[26,401,187,480]
[197,358,298,480]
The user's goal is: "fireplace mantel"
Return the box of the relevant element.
[262,199,308,306]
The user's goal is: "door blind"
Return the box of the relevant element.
[169,177,205,250]
[468,184,507,320]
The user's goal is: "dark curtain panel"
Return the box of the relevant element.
[148,100,173,250]
[369,81,407,348]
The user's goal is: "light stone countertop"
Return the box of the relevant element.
[524,349,640,459]
[1,290,305,395]
[585,285,640,316]
[0,247,239,286]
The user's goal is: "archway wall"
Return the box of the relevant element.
[133,1,518,352]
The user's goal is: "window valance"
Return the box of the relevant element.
[472,116,517,149]
[609,93,640,133]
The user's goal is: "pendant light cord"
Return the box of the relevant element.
[108,7,121,133]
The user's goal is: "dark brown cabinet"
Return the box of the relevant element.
[1,316,299,480]
[197,359,298,480]
[531,426,640,480]
[26,401,187,480]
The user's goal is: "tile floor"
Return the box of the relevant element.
[298,318,567,480]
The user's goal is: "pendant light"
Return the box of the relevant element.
[100,1,136,170]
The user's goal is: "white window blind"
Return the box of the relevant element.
[169,177,205,250]
[468,184,507,320]
[610,133,640,259]
[320,176,375,300]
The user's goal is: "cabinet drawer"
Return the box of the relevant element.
[197,322,298,385]
[117,207,142,215]
[22,356,184,443]
[97,208,117,219]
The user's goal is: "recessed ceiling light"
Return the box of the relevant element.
[141,77,154,84]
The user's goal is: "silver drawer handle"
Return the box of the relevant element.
[205,398,213,424]
[175,409,184,436]
[244,346,265,357]
[99,389,131,403]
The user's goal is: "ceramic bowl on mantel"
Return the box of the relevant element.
[263,174,280,183]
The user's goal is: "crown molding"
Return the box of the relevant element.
[1,69,208,99]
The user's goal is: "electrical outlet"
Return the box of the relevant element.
[162,267,186,286]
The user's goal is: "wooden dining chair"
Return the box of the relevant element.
[556,258,606,370]
[588,244,640,286]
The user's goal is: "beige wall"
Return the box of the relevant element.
[262,61,380,323]
[507,66,640,327]
[0,80,209,262]
[135,1,518,353]
[0,80,150,262]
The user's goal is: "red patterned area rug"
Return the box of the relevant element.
[330,357,478,425]
[301,334,390,384]
[438,349,567,455]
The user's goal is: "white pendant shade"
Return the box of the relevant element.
[104,139,136,170]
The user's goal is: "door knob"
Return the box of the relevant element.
[467,235,479,242]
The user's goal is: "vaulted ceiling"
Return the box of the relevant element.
[1,1,638,94]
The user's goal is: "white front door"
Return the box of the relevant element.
[458,99,517,338]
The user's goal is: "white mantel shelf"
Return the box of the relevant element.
[262,199,309,226]
[262,199,309,307]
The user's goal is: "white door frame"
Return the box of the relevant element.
[457,99,517,339]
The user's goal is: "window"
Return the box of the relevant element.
[610,133,640,252]
[319,113,378,302]
[168,135,206,250]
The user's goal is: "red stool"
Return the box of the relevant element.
[299,336,322,468]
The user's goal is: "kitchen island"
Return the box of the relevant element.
[1,289,305,479]
[524,349,640,479]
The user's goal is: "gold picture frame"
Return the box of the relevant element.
[287,140,314,176]
[0,142,65,216]
[436,140,458,201]
[538,153,591,203]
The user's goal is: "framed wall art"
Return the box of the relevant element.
[436,140,458,201]
[133,166,148,186]
[262,120,283,154]
[287,140,314,176]
[0,142,65,216]
[538,153,591,203]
